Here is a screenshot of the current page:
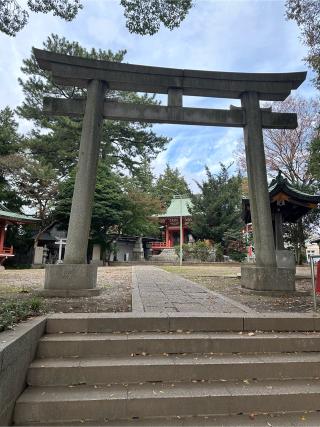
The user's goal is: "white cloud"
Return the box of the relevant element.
[0,0,317,189]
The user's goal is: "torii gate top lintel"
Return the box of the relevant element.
[34,48,306,101]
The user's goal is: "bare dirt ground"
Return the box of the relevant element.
[0,266,132,313]
[161,264,318,313]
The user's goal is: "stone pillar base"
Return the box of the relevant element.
[276,250,296,269]
[241,264,295,292]
[44,264,98,293]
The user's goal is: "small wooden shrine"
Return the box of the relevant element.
[242,172,320,250]
[152,197,193,252]
[0,204,39,265]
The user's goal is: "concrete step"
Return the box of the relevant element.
[37,331,320,358]
[45,313,320,334]
[14,379,320,425]
[28,352,320,386]
[15,412,320,426]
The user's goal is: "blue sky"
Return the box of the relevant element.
[0,0,316,190]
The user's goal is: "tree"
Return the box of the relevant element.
[286,0,320,90]
[235,96,320,264]
[309,133,320,182]
[54,160,161,260]
[0,107,23,210]
[155,164,190,208]
[190,164,243,245]
[0,154,59,221]
[236,96,320,187]
[120,0,193,35]
[0,0,82,36]
[264,96,320,187]
[18,34,169,175]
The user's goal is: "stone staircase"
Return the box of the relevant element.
[13,313,320,426]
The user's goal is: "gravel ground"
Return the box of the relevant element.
[162,265,318,313]
[0,266,132,313]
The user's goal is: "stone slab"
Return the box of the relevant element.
[44,264,97,290]
[241,264,295,291]
[37,288,101,298]
[132,265,252,314]
[276,249,296,269]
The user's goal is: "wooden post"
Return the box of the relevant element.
[0,220,5,252]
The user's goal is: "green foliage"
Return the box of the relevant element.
[0,0,82,36]
[120,0,193,35]
[190,164,243,244]
[228,250,246,263]
[0,107,23,210]
[0,154,59,221]
[155,164,190,208]
[286,0,320,89]
[54,160,162,243]
[214,243,224,262]
[309,135,320,183]
[0,297,44,332]
[174,241,212,262]
[17,34,168,176]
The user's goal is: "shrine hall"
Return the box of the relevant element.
[152,197,193,252]
[0,204,40,266]
[242,171,320,251]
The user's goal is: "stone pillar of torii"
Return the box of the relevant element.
[34,48,306,296]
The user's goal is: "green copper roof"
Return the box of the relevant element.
[268,171,320,202]
[0,204,40,223]
[158,197,192,218]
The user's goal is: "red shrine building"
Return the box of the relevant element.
[151,197,193,252]
[0,204,39,266]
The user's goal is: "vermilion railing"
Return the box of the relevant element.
[0,246,14,255]
[151,242,171,249]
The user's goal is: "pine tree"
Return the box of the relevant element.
[190,164,243,244]
[17,34,169,177]
[155,164,190,208]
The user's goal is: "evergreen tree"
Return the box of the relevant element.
[155,164,190,208]
[190,164,243,244]
[17,34,169,176]
[309,132,320,184]
[54,160,161,244]
[120,0,192,35]
[0,107,23,210]
[0,0,82,36]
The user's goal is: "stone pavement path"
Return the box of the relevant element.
[132,265,253,313]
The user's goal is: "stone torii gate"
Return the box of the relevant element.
[33,48,306,295]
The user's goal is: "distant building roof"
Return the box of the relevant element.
[156,197,192,218]
[0,204,40,223]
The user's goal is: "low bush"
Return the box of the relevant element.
[175,241,213,262]
[0,297,44,332]
[228,250,247,262]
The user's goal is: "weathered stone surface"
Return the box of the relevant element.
[44,98,299,129]
[276,249,296,269]
[241,264,295,291]
[241,92,277,269]
[132,265,252,313]
[63,79,107,265]
[34,48,306,100]
[0,317,46,426]
[44,264,97,290]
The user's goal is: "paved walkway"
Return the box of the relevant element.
[132,266,253,313]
